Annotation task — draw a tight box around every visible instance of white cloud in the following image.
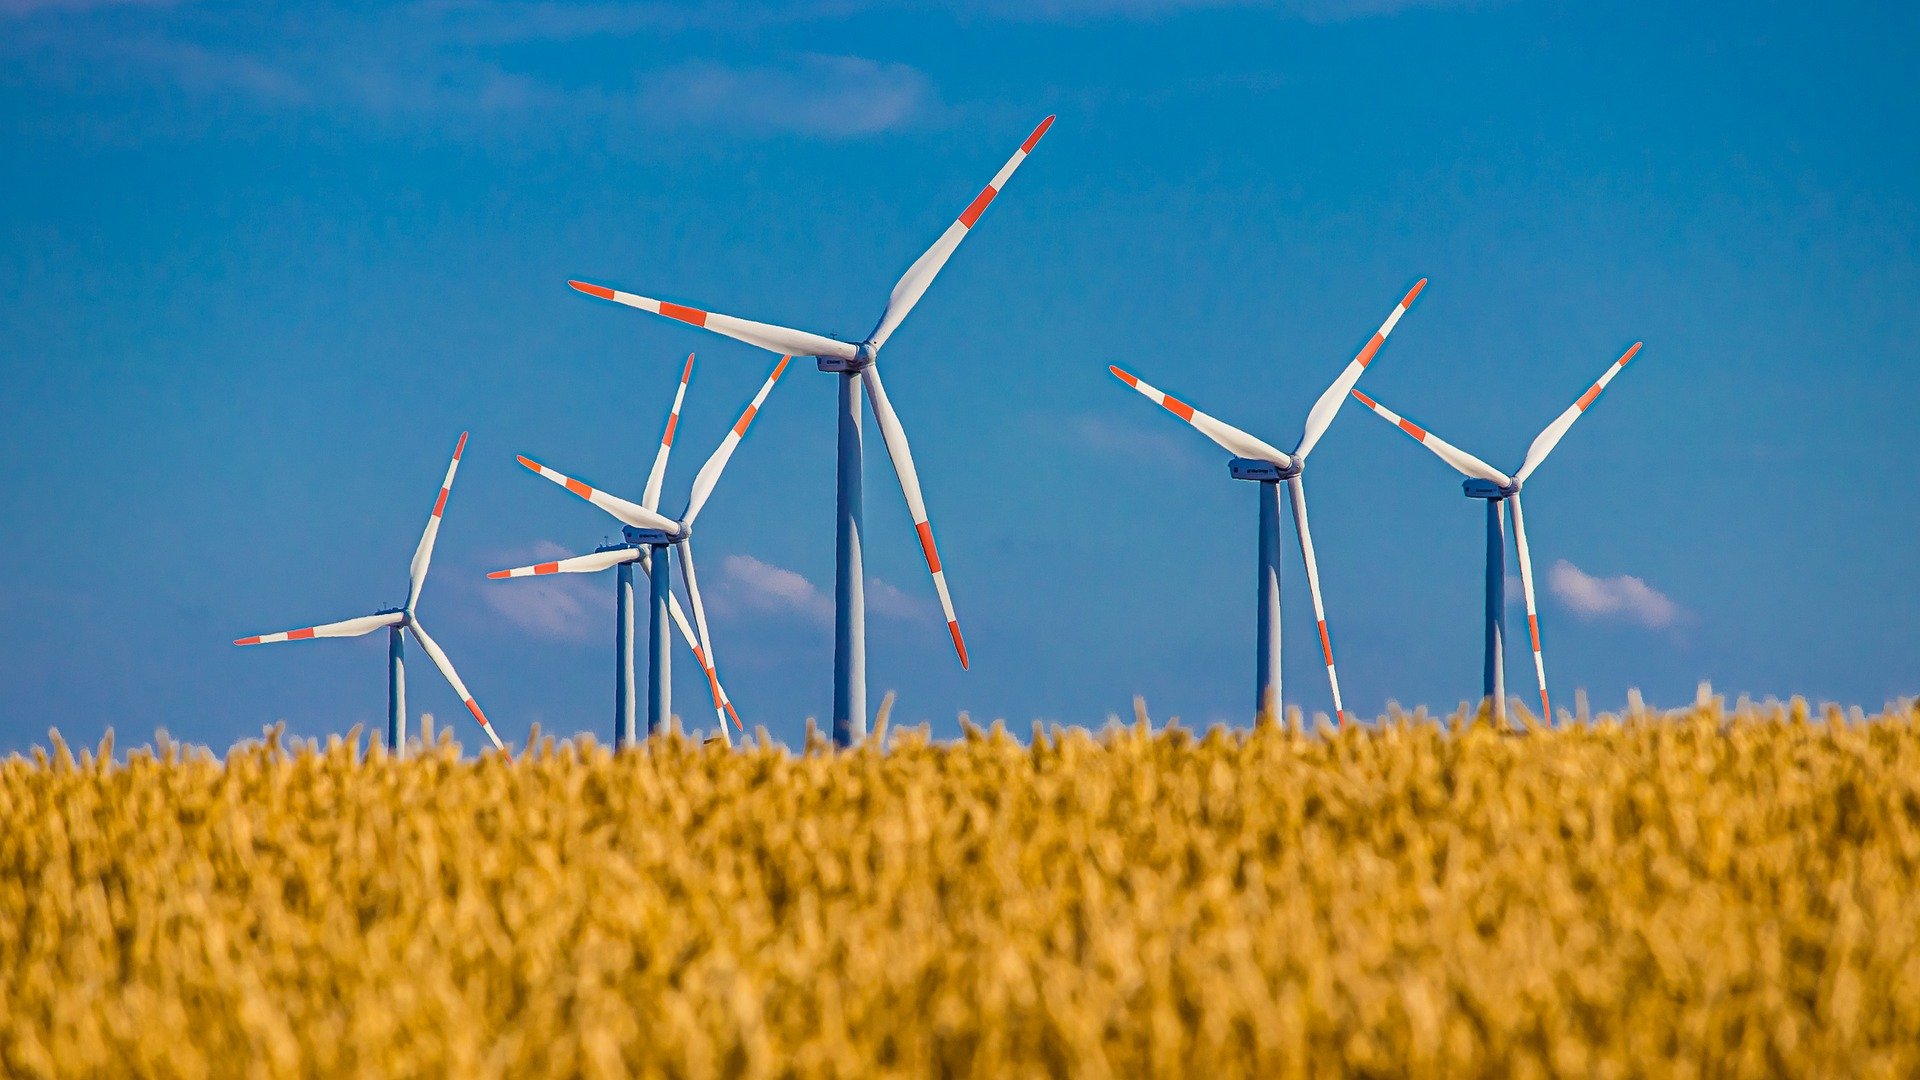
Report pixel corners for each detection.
[475,540,612,642]
[708,554,931,624]
[1548,558,1685,630]
[865,575,935,621]
[710,554,836,624]
[637,55,933,138]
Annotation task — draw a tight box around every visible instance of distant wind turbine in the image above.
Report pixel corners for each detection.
[507,354,793,747]
[566,115,1055,746]
[1350,341,1645,722]
[234,432,506,754]
[487,354,739,745]
[1110,279,1427,724]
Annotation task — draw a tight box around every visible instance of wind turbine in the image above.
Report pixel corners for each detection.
[487,353,741,746]
[234,432,507,755]
[1109,279,1427,724]
[566,115,1055,746]
[1348,341,1645,722]
[505,353,793,747]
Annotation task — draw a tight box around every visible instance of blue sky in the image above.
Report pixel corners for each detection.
[3,0,1916,751]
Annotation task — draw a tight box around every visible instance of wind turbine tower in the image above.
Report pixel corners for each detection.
[566,116,1055,745]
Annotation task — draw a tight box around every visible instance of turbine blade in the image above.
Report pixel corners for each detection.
[1286,476,1347,725]
[567,280,857,361]
[406,618,506,752]
[1294,279,1426,460]
[1509,492,1550,720]
[1514,342,1644,483]
[867,115,1055,351]
[487,547,639,579]
[234,610,403,646]
[683,355,791,525]
[516,455,680,535]
[643,354,695,512]
[1108,366,1292,467]
[673,539,735,742]
[1349,389,1513,486]
[638,547,740,725]
[861,364,968,668]
[406,431,467,612]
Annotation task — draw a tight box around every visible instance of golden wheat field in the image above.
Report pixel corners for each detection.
[5,699,1920,1078]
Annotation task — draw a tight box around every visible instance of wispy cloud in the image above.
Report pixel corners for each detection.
[709,554,931,624]
[476,541,611,643]
[1548,558,1686,630]
[638,56,933,138]
[4,2,937,137]
[710,554,836,624]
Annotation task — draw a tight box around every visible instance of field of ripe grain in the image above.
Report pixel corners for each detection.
[5,701,1920,1078]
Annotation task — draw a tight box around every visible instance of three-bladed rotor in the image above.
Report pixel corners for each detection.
[234,432,507,752]
[1349,341,1646,718]
[1107,279,1429,722]
[507,355,792,741]
[566,115,1056,670]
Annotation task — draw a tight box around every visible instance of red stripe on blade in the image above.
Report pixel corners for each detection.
[1529,614,1541,651]
[1402,278,1428,306]
[288,628,315,640]
[1398,418,1427,440]
[948,621,969,669]
[732,405,757,436]
[1022,115,1055,153]
[958,185,998,228]
[452,431,468,460]
[1354,332,1386,368]
[1108,366,1138,387]
[916,522,941,573]
[1575,384,1602,411]
[1318,620,1333,665]
[659,301,708,327]
[1163,395,1195,422]
[486,570,511,579]
[432,489,449,518]
[662,413,678,446]
[565,478,593,499]
[535,562,560,575]
[568,280,616,300]
[234,636,261,646]
[1351,389,1378,409]
[465,699,487,724]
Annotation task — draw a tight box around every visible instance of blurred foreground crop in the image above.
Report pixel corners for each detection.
[5,700,1920,1078]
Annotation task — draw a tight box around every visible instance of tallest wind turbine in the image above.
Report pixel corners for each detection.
[568,116,1054,745]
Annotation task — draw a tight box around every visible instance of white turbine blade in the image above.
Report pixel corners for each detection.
[643,354,695,512]
[1514,342,1644,483]
[406,618,506,752]
[486,547,639,579]
[1509,492,1550,720]
[683,355,791,526]
[1286,476,1347,725]
[516,455,681,535]
[673,539,734,743]
[861,364,969,668]
[1294,279,1427,460]
[867,116,1056,351]
[406,431,467,612]
[234,610,403,646]
[1108,366,1292,467]
[1348,389,1513,486]
[639,548,743,731]
[567,280,857,361]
